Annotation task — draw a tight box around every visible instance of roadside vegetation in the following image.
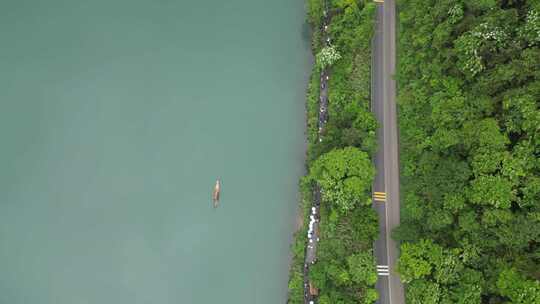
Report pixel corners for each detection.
[395,0,540,302]
[288,0,380,303]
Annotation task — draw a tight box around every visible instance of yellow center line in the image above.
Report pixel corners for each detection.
[373,191,387,202]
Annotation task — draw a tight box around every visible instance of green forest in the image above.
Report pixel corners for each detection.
[395,0,540,303]
[288,0,380,303]
[290,0,540,303]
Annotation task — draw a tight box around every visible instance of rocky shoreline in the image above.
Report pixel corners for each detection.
[302,3,332,303]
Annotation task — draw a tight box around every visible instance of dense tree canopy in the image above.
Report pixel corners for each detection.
[316,45,342,70]
[395,0,540,302]
[288,1,378,303]
[309,147,374,212]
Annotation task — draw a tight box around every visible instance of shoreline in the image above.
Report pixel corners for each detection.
[287,1,379,303]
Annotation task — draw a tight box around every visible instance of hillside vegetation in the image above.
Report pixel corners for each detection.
[395,0,540,302]
[288,0,380,303]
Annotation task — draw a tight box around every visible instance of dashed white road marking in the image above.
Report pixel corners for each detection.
[377,265,389,276]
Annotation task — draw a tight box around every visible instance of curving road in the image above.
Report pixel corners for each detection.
[371,1,405,304]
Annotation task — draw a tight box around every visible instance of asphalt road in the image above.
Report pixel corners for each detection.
[371,1,405,303]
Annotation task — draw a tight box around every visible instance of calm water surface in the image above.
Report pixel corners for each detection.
[0,0,310,303]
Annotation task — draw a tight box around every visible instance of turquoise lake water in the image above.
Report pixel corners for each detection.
[0,0,311,302]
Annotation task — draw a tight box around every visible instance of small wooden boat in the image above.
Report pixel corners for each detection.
[212,179,221,208]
